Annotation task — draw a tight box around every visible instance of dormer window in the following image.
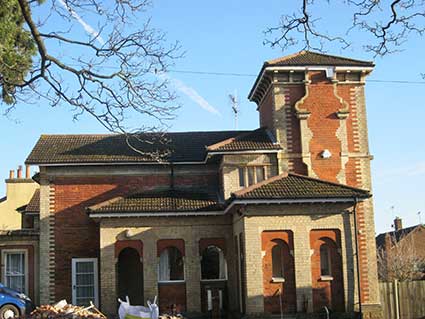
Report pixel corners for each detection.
[238,166,268,187]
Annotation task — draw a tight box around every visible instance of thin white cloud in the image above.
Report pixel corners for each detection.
[375,161,425,180]
[58,0,105,46]
[158,73,221,116]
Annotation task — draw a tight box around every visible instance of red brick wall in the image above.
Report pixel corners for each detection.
[259,90,274,129]
[310,229,344,312]
[158,283,186,313]
[261,231,296,314]
[52,170,217,302]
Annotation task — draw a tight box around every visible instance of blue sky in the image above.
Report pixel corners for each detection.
[1,0,424,234]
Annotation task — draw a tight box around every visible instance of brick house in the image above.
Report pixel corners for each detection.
[376,217,425,280]
[22,51,382,318]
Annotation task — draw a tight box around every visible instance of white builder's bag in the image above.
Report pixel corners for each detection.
[118,296,158,319]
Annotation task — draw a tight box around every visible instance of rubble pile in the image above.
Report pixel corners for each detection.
[27,300,106,319]
[158,315,184,319]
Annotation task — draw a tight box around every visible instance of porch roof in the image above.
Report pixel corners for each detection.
[87,190,223,215]
[231,173,371,200]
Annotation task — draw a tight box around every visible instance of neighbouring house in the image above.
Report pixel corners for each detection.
[14,51,382,318]
[0,167,40,304]
[376,217,425,281]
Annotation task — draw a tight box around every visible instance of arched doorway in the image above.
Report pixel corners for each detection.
[117,247,143,304]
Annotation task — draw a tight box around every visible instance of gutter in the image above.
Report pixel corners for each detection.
[89,210,226,218]
[223,197,366,214]
[27,150,280,167]
[353,197,363,318]
[88,197,367,218]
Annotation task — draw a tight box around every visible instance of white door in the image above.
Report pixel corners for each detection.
[72,258,99,307]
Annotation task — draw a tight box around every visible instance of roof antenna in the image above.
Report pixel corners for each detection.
[229,90,239,129]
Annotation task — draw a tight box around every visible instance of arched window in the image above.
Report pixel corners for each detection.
[158,247,184,282]
[201,246,227,280]
[271,241,284,279]
[320,244,331,276]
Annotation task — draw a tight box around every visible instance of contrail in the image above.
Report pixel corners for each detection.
[58,0,105,46]
[158,73,221,116]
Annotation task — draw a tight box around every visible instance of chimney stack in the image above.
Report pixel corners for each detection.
[9,170,15,179]
[25,165,30,179]
[394,217,403,231]
[17,165,23,178]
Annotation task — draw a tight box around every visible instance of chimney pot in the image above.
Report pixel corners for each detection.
[25,165,30,179]
[9,170,15,179]
[17,165,23,178]
[394,217,403,231]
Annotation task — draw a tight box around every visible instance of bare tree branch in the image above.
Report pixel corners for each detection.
[2,0,182,139]
[265,0,425,57]
[377,232,425,282]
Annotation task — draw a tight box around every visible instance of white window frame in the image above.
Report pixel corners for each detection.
[71,258,99,307]
[238,165,270,187]
[2,249,28,295]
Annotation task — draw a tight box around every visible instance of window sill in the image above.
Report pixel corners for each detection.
[320,275,333,281]
[201,278,227,282]
[271,277,285,283]
[158,280,185,284]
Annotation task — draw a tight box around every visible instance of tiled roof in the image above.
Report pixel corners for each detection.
[25,189,40,213]
[26,129,278,165]
[207,128,280,152]
[376,225,423,250]
[232,173,371,200]
[266,50,374,67]
[88,190,223,215]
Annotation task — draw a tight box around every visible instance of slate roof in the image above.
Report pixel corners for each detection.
[88,190,223,215]
[26,129,278,165]
[266,50,374,67]
[207,128,280,152]
[25,189,40,214]
[232,173,371,200]
[376,225,423,250]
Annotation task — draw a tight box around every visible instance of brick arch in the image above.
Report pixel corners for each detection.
[199,238,226,255]
[157,239,185,256]
[115,240,143,258]
[261,231,296,314]
[310,229,344,312]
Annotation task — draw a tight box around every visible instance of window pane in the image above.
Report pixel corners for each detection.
[201,246,226,280]
[272,244,284,278]
[256,167,265,183]
[5,252,25,293]
[320,245,331,276]
[76,262,94,273]
[247,167,255,186]
[201,246,220,279]
[238,168,245,187]
[159,247,184,281]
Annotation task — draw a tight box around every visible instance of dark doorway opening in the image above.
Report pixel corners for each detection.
[117,247,144,305]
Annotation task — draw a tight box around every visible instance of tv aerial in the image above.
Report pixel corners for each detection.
[228,91,239,129]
